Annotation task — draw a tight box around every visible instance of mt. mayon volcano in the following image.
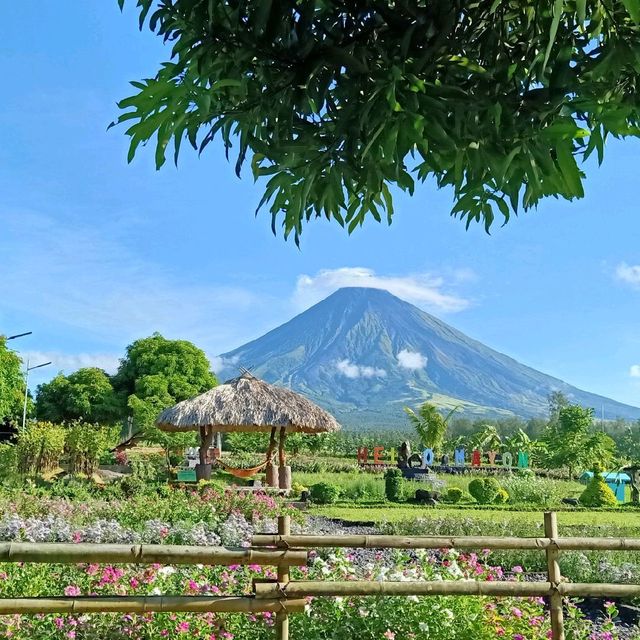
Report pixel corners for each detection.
[216,287,640,427]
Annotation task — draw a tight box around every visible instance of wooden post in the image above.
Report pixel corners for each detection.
[544,512,565,640]
[276,515,291,640]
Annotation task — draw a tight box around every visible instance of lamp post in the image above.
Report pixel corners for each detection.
[22,359,51,430]
[6,332,32,341]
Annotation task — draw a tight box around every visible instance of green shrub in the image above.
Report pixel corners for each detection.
[340,475,385,502]
[494,488,509,504]
[468,477,501,504]
[443,487,463,504]
[309,482,341,504]
[291,481,308,498]
[16,422,66,475]
[66,421,119,475]
[579,470,618,508]
[384,468,405,502]
[502,475,562,506]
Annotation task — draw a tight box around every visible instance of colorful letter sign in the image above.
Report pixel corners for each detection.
[471,449,482,467]
[357,447,369,464]
[422,448,434,467]
[454,447,465,466]
[373,446,385,465]
[517,451,529,469]
[502,451,513,468]
[487,451,497,465]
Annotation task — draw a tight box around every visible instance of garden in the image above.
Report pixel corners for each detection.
[2,336,640,638]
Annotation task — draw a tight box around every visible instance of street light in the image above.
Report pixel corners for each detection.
[6,332,32,341]
[22,358,52,430]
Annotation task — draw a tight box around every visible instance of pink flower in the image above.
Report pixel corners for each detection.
[496,627,505,636]
[86,564,99,576]
[384,631,396,640]
[511,565,524,574]
[67,632,76,639]
[511,607,523,618]
[130,578,140,589]
[513,635,525,640]
[54,618,65,629]
[64,586,81,597]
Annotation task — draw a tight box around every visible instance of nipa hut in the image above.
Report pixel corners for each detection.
[156,371,341,489]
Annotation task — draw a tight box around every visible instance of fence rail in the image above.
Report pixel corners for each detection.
[252,512,640,640]
[1,512,640,640]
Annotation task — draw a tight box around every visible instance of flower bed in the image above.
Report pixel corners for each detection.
[0,546,628,639]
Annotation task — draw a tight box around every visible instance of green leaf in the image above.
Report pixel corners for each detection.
[576,0,586,25]
[543,0,564,73]
[622,0,640,23]
[556,143,584,197]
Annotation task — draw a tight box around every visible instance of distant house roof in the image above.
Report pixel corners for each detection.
[580,471,630,484]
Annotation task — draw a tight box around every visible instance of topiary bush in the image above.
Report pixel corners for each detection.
[443,487,463,504]
[468,477,502,504]
[309,482,341,504]
[579,469,619,508]
[384,468,405,502]
[494,488,509,504]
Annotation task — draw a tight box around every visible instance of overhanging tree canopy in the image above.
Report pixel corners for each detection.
[115,0,640,241]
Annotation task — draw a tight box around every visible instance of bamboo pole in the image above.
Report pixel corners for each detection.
[545,512,565,640]
[255,580,555,598]
[0,543,307,567]
[0,596,308,615]
[252,534,640,552]
[275,515,291,640]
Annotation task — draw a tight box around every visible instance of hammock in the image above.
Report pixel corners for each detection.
[213,427,279,479]
[215,457,270,478]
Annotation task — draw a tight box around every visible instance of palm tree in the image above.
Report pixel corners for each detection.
[404,403,458,455]
[470,424,502,451]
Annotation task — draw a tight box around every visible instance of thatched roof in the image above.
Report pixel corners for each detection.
[156,372,341,434]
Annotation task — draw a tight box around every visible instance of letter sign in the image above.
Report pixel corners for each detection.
[454,447,465,466]
[389,448,397,464]
[422,448,434,467]
[471,449,482,467]
[373,446,384,465]
[517,451,529,469]
[357,447,369,464]
[502,451,513,468]
[487,451,497,465]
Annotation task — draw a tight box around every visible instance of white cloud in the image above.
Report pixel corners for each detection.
[23,351,120,375]
[293,267,471,313]
[616,263,640,287]
[336,359,386,379]
[630,365,640,378]
[210,354,239,374]
[397,349,428,370]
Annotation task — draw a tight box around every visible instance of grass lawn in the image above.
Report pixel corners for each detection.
[312,503,640,529]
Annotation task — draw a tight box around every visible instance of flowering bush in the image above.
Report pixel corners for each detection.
[0,544,627,640]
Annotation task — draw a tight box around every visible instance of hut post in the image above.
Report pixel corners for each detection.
[266,427,278,488]
[197,427,215,481]
[275,515,291,640]
[278,428,291,491]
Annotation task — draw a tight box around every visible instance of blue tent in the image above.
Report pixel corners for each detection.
[579,471,630,502]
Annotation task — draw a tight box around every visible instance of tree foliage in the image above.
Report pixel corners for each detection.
[35,368,120,425]
[115,0,640,241]
[0,339,24,424]
[543,405,615,478]
[112,333,217,445]
[404,402,456,453]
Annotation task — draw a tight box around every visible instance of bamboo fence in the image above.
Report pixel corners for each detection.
[3,511,640,640]
[252,511,640,640]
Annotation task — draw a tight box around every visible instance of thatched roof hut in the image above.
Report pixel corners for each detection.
[156,372,340,485]
[156,371,340,434]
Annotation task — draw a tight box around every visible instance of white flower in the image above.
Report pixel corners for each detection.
[407,595,419,602]
[158,566,176,577]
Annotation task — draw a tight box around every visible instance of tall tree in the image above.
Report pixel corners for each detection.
[35,368,120,425]
[548,390,570,424]
[543,405,615,478]
[0,338,25,424]
[112,333,217,441]
[404,403,456,454]
[115,0,640,242]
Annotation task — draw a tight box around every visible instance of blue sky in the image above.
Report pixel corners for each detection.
[2,3,640,410]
